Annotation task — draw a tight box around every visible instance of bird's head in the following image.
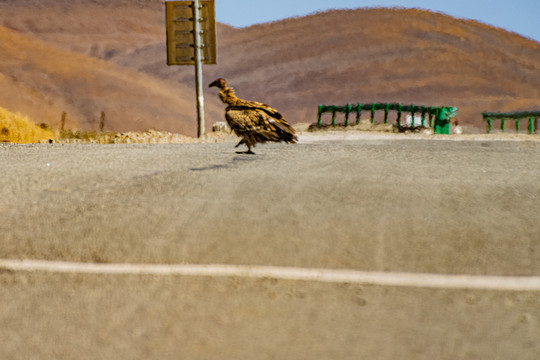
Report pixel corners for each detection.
[209,78,227,89]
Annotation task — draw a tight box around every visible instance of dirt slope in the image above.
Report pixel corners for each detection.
[115,8,540,128]
[0,0,164,59]
[0,25,222,134]
[1,2,539,131]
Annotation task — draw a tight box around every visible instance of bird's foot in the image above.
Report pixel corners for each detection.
[235,150,255,155]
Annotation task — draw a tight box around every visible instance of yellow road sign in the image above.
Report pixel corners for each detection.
[165,0,216,65]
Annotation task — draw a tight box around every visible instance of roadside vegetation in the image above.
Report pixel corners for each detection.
[0,107,238,144]
[0,107,55,143]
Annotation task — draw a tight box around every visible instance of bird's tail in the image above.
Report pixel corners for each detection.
[274,120,297,143]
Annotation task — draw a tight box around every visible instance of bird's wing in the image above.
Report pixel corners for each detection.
[233,99,284,120]
[226,107,280,133]
[225,107,297,144]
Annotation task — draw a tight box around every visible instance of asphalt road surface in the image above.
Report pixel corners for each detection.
[1,137,539,359]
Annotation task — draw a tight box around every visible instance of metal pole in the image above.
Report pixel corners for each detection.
[192,0,205,138]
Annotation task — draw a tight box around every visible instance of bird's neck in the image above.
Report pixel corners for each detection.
[219,86,242,106]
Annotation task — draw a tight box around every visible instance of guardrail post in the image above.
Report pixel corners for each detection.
[331,106,336,126]
[317,105,323,125]
[410,105,416,127]
[356,104,362,124]
[500,118,505,132]
[396,104,402,127]
[345,104,352,126]
[370,104,376,124]
[433,108,440,132]
[529,117,534,134]
[433,108,439,130]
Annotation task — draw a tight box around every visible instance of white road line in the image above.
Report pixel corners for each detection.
[1,259,539,291]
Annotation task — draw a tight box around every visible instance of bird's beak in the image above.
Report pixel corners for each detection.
[208,80,218,88]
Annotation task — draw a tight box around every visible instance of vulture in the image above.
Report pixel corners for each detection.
[209,78,297,154]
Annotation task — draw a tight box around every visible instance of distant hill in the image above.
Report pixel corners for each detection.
[114,8,540,129]
[0,25,223,134]
[0,0,225,135]
[0,0,164,59]
[1,1,539,132]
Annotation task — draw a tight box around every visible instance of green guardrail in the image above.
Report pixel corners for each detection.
[317,103,458,134]
[482,111,539,134]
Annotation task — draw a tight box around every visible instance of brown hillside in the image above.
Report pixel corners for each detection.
[0,25,222,134]
[0,0,164,59]
[114,8,540,129]
[1,2,539,131]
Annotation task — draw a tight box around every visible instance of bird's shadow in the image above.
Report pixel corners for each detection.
[190,155,258,172]
[190,164,229,172]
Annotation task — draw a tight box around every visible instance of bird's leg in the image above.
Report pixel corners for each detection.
[234,139,244,148]
[236,144,255,155]
[244,144,255,154]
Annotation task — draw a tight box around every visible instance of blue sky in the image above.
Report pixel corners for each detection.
[215,0,540,43]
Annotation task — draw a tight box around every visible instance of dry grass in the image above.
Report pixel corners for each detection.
[0,108,235,144]
[0,107,54,143]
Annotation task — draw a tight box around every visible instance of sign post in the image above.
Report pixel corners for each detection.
[192,0,205,138]
[165,0,216,138]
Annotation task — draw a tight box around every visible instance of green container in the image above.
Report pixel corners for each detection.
[435,107,458,134]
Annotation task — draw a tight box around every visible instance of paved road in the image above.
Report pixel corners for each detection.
[1,139,539,274]
[1,138,539,359]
